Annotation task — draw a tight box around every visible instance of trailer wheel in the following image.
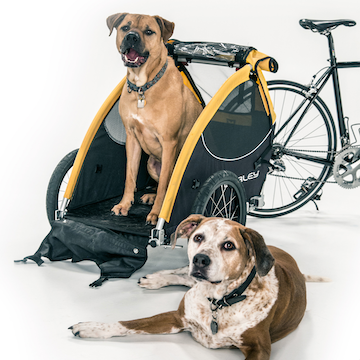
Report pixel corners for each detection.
[191,170,247,225]
[46,149,78,222]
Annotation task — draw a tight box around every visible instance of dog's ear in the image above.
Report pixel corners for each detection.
[240,228,275,277]
[171,214,205,248]
[106,13,128,36]
[154,16,175,43]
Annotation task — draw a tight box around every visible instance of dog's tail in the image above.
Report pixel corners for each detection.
[303,274,331,282]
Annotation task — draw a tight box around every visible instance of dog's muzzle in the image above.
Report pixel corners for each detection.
[120,31,149,68]
[191,254,211,281]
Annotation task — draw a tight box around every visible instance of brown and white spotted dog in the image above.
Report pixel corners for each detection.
[70,215,323,359]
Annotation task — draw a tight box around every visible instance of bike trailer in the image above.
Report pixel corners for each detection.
[16,41,277,286]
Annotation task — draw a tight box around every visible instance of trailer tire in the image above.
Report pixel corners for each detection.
[191,170,247,225]
[46,149,78,222]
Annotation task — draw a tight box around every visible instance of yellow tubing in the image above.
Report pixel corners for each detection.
[63,54,275,223]
[158,65,252,223]
[63,77,126,200]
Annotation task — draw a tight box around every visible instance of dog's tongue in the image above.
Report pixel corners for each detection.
[122,48,147,67]
[127,48,140,61]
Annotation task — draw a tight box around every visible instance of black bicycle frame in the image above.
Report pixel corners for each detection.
[274,31,360,166]
[327,32,360,146]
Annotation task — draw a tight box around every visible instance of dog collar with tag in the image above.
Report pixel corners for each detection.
[208,266,257,335]
[127,60,168,108]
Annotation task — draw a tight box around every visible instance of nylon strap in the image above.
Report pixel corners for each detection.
[208,266,256,309]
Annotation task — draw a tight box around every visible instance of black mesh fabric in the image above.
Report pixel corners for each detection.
[202,80,271,160]
[165,79,273,234]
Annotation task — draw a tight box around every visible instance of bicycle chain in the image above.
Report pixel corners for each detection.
[269,147,338,184]
[270,146,360,184]
[269,172,336,184]
[277,148,339,154]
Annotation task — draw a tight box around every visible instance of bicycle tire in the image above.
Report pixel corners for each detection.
[46,149,78,222]
[249,80,337,218]
[191,170,247,225]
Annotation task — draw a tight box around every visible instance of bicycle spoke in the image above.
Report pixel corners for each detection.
[249,82,335,217]
[280,176,293,203]
[289,122,327,149]
[221,185,229,218]
[209,193,225,217]
[230,204,239,220]
[217,194,237,218]
[276,176,292,207]
[271,176,278,208]
[206,185,240,219]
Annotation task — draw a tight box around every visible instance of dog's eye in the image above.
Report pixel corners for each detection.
[222,241,235,251]
[193,234,204,243]
[145,29,155,36]
[121,25,130,32]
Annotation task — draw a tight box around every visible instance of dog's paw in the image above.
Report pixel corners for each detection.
[69,322,126,339]
[111,201,132,216]
[140,193,156,205]
[146,211,158,225]
[138,273,171,289]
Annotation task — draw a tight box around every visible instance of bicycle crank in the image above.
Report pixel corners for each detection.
[333,147,360,189]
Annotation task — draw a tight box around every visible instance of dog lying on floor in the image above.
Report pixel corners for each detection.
[70,215,326,359]
[107,13,203,225]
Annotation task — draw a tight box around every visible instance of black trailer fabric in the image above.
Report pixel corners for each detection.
[65,191,154,237]
[164,78,273,234]
[17,219,148,287]
[16,69,273,283]
[68,99,152,211]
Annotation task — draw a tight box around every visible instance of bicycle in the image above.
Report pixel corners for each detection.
[249,19,360,218]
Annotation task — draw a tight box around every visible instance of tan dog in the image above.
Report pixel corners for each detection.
[107,13,203,225]
[70,215,324,359]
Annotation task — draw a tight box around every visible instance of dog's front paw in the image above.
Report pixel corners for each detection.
[69,322,126,339]
[146,211,158,225]
[138,273,171,289]
[111,201,132,216]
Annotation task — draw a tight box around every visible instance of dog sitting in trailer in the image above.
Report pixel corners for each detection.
[107,13,203,225]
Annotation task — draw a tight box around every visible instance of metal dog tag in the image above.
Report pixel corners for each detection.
[137,91,146,108]
[138,98,146,108]
[210,320,218,335]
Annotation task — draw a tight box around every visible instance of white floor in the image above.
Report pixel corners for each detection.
[2,181,359,360]
[2,1,360,359]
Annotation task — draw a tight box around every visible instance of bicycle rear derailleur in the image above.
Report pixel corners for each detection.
[333,146,360,189]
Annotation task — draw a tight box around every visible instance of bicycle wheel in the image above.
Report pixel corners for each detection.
[249,80,336,218]
[46,149,78,222]
[191,170,247,225]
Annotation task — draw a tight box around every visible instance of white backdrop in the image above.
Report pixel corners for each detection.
[1,1,360,359]
[1,0,360,246]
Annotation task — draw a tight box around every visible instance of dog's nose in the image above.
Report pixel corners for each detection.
[125,31,140,45]
[193,254,211,268]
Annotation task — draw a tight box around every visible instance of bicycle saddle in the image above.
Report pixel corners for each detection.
[299,19,356,33]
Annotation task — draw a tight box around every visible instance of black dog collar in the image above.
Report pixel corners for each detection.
[127,60,168,94]
[208,266,257,334]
